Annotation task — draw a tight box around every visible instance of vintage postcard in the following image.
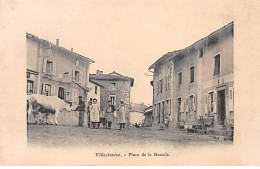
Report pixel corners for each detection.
[1,0,260,166]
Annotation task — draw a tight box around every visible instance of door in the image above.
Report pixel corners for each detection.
[162,101,165,123]
[177,98,181,122]
[58,87,65,100]
[217,90,226,125]
[158,103,161,123]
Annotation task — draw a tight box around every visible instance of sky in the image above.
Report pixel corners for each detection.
[1,0,234,106]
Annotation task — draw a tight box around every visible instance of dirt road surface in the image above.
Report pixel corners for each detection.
[27,124,231,147]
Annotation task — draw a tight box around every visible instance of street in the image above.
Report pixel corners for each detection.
[27,124,231,147]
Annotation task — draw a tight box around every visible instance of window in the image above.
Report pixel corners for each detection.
[58,87,65,100]
[160,79,163,93]
[46,61,53,74]
[156,80,163,94]
[178,72,182,88]
[64,72,69,78]
[75,59,79,66]
[74,71,80,83]
[95,86,97,94]
[43,59,56,75]
[109,95,116,105]
[44,84,51,96]
[213,54,220,75]
[189,95,194,111]
[27,73,30,78]
[199,48,203,58]
[190,66,194,83]
[109,83,116,92]
[27,80,34,94]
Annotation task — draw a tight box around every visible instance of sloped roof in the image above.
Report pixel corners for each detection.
[90,71,134,87]
[148,50,182,70]
[89,79,104,87]
[26,33,95,63]
[148,21,234,70]
[130,103,148,113]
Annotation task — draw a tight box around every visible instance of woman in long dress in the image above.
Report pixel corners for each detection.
[117,99,126,130]
[90,98,100,129]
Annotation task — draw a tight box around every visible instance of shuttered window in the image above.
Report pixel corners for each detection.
[178,72,182,88]
[190,66,194,83]
[213,54,220,75]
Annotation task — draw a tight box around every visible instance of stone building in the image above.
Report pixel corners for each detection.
[26,33,94,107]
[149,22,234,135]
[89,70,134,127]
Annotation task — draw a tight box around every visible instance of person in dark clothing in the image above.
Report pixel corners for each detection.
[105,100,116,129]
[87,101,92,128]
[76,96,85,127]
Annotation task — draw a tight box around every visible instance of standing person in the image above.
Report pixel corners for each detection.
[117,99,126,130]
[90,98,100,129]
[105,100,115,129]
[87,101,92,128]
[76,96,85,127]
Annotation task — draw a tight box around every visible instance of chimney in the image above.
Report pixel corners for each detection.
[96,70,103,75]
[56,39,59,46]
[71,48,73,52]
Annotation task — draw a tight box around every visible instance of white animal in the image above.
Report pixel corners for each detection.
[27,94,72,125]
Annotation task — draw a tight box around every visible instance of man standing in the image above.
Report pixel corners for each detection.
[117,99,126,130]
[87,101,92,128]
[76,96,85,127]
[105,100,115,129]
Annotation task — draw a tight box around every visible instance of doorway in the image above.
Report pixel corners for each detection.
[177,98,181,122]
[217,90,226,125]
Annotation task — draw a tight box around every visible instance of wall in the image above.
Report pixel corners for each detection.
[87,81,101,107]
[27,37,38,71]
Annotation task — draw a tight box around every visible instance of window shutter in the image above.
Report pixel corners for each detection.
[42,83,45,95]
[43,59,47,73]
[180,102,184,113]
[205,94,208,114]
[213,91,217,113]
[185,97,189,112]
[79,72,83,84]
[193,95,197,111]
[51,85,55,96]
[229,87,234,111]
[52,62,56,75]
[72,70,75,82]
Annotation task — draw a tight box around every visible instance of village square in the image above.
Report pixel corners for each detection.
[26,22,234,146]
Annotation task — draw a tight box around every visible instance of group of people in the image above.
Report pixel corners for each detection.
[76,96,127,130]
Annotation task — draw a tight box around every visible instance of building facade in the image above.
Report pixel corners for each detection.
[149,22,234,131]
[26,33,94,107]
[87,80,103,108]
[89,70,134,127]
[143,106,153,127]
